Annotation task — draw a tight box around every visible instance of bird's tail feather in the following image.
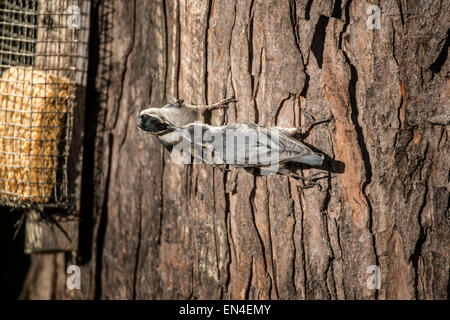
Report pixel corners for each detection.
[293,152,324,166]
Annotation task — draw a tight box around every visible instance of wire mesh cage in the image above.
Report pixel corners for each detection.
[0,0,88,209]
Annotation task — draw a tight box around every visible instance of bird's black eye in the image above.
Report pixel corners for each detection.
[166,99,183,108]
[137,114,170,133]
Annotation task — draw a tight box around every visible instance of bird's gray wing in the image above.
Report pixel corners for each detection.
[179,122,323,167]
[244,124,318,166]
[213,123,284,167]
[177,123,225,163]
[179,123,261,166]
[266,127,312,160]
[267,127,324,166]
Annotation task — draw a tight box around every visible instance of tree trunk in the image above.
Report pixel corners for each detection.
[22,0,449,300]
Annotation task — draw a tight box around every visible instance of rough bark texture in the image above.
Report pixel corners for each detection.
[22,0,449,300]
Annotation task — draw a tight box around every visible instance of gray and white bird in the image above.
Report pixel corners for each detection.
[137,98,330,185]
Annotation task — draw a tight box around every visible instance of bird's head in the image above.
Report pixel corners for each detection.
[137,109,174,135]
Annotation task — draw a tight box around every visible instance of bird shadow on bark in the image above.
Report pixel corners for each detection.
[299,141,345,174]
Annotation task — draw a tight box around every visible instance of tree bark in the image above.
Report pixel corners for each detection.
[23,0,449,300]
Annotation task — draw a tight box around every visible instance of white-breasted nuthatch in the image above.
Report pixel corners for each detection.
[137,98,331,186]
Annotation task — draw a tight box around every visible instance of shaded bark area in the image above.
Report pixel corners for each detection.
[23,0,448,299]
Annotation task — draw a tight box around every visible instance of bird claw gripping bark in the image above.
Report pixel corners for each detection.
[296,111,334,135]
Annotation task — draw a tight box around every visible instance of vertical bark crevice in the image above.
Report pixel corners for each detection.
[211,171,221,288]
[396,0,405,27]
[391,23,400,67]
[304,0,313,20]
[288,0,302,58]
[287,181,298,296]
[409,143,430,299]
[266,183,279,299]
[249,0,260,123]
[162,0,169,101]
[339,0,379,298]
[331,0,342,19]
[298,190,308,299]
[78,0,101,266]
[249,176,269,284]
[203,0,212,104]
[132,174,143,299]
[157,150,165,244]
[223,172,232,296]
[244,257,254,299]
[111,0,136,130]
[94,133,113,299]
[311,15,329,69]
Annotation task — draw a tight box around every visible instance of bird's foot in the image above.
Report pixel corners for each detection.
[194,97,236,113]
[296,111,334,135]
